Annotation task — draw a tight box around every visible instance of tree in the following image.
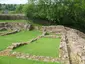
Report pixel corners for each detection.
[25,0,85,30]
[16,4,24,13]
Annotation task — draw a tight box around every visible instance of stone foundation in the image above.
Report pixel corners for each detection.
[10,52,59,62]
[0,22,33,31]
[0,24,85,64]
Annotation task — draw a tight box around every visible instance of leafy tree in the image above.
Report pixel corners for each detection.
[25,0,85,30]
[16,4,24,13]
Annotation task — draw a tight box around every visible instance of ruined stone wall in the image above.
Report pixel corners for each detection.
[0,14,26,20]
[59,28,85,64]
[66,29,85,64]
[0,22,33,31]
[41,26,66,34]
[59,33,70,64]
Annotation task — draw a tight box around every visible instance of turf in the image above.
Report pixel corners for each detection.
[0,56,61,64]
[0,30,41,51]
[14,38,61,57]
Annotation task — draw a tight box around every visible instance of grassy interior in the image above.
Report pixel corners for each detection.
[0,30,41,51]
[14,38,61,57]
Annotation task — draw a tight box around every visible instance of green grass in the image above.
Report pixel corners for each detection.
[0,30,8,33]
[0,30,41,51]
[14,38,61,57]
[0,56,61,64]
[0,20,27,22]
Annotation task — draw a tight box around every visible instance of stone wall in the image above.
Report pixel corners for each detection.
[0,30,19,36]
[10,52,59,62]
[59,28,85,64]
[59,33,70,64]
[0,14,26,20]
[41,26,66,34]
[0,22,33,31]
[66,29,85,64]
[0,22,33,36]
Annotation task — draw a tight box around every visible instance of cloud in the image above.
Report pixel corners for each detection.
[0,0,28,4]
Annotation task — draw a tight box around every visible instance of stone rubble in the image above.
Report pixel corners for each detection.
[43,35,61,38]
[0,22,33,36]
[10,52,59,62]
[59,28,85,64]
[0,30,19,36]
[66,29,85,64]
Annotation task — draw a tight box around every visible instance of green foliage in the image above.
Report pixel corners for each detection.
[23,4,35,18]
[16,4,24,13]
[25,0,85,30]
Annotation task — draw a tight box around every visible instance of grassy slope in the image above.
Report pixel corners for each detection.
[0,56,60,64]
[0,30,41,51]
[14,38,61,57]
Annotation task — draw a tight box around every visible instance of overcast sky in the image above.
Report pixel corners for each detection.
[0,0,28,4]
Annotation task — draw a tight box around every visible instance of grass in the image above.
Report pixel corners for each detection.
[14,38,61,57]
[0,30,8,33]
[0,30,41,51]
[0,56,61,64]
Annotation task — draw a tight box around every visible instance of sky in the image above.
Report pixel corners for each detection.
[0,0,28,4]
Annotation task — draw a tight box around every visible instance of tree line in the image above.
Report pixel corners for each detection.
[0,4,24,14]
[24,0,85,31]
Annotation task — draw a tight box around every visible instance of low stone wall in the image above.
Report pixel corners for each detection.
[0,22,34,36]
[0,49,11,56]
[0,22,33,31]
[0,30,19,36]
[0,14,27,20]
[10,52,59,62]
[59,33,70,64]
[43,35,61,38]
[41,26,66,34]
